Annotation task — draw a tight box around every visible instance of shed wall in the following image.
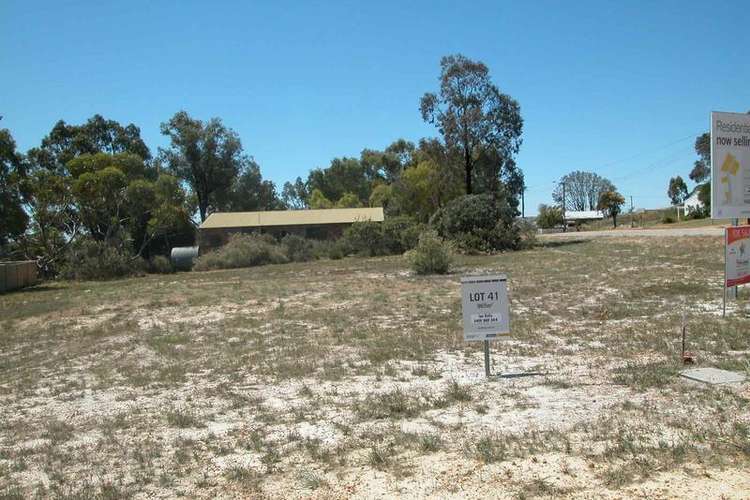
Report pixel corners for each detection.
[0,261,38,293]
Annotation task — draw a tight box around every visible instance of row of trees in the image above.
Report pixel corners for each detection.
[281,55,525,221]
[666,132,711,211]
[1,116,198,274]
[538,171,625,228]
[1,54,528,276]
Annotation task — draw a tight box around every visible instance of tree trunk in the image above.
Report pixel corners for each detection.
[199,197,208,222]
[613,213,617,228]
[464,146,472,195]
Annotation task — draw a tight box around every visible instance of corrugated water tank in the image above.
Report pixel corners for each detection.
[170,246,199,270]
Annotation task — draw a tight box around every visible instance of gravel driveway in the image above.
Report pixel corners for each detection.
[540,226,724,240]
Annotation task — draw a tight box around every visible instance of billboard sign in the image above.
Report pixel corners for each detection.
[726,226,750,288]
[711,111,750,218]
[461,275,510,342]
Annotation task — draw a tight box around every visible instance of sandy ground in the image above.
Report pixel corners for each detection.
[1,236,749,498]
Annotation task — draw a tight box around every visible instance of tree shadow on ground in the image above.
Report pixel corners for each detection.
[536,239,587,249]
[1,283,66,296]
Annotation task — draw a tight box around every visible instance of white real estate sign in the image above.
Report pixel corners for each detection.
[711,111,750,219]
[461,275,510,342]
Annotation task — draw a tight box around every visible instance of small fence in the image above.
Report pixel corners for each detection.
[0,261,39,293]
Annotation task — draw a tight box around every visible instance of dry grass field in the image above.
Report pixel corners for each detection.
[1,236,749,499]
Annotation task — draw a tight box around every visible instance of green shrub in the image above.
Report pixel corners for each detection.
[311,239,348,260]
[148,255,173,274]
[536,204,563,229]
[687,207,709,219]
[515,218,538,249]
[381,216,423,254]
[430,194,519,253]
[406,230,454,275]
[327,240,347,260]
[193,233,288,271]
[662,215,676,224]
[63,237,142,280]
[310,240,333,260]
[342,218,423,257]
[281,234,313,262]
[342,220,385,256]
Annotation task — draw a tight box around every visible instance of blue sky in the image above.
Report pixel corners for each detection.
[2,0,749,214]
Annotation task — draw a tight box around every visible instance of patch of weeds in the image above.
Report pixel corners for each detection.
[600,461,644,489]
[613,361,679,390]
[158,473,176,488]
[354,388,426,420]
[155,363,188,386]
[165,407,205,428]
[0,484,25,500]
[302,437,330,462]
[418,433,442,452]
[411,365,442,380]
[474,403,489,415]
[470,434,507,464]
[225,466,262,490]
[214,387,263,410]
[298,469,327,490]
[297,383,314,398]
[174,437,196,465]
[261,444,282,473]
[368,443,393,470]
[43,419,75,443]
[147,332,190,356]
[196,471,215,489]
[286,429,302,442]
[732,421,750,456]
[603,427,640,457]
[560,457,573,476]
[444,380,472,404]
[621,400,639,411]
[543,376,572,389]
[516,477,572,499]
[242,430,265,452]
[98,480,130,499]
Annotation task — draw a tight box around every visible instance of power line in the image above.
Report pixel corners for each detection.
[608,145,694,182]
[596,133,695,171]
[522,132,700,193]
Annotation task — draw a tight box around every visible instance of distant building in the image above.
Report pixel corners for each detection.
[564,210,604,226]
[198,207,384,252]
[683,188,704,215]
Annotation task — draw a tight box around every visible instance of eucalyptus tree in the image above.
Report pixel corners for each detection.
[420,54,523,195]
[159,111,244,221]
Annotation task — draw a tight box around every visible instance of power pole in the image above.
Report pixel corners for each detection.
[521,186,525,219]
[561,182,566,232]
[630,196,634,227]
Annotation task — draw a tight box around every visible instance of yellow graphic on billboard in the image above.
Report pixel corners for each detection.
[720,153,741,204]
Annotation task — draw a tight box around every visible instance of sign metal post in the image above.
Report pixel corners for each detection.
[483,340,491,377]
[724,226,727,317]
[733,218,739,300]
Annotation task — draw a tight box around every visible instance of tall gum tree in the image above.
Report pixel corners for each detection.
[159,111,244,222]
[420,54,523,195]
